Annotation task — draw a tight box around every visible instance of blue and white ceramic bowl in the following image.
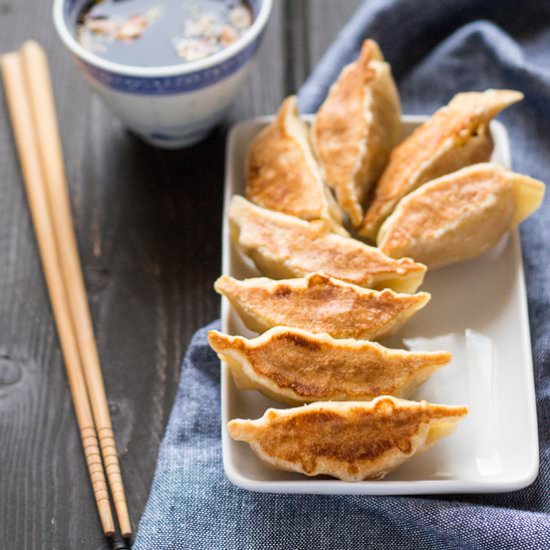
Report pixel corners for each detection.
[53,0,272,148]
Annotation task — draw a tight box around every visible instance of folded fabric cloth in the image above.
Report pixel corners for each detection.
[135,1,550,548]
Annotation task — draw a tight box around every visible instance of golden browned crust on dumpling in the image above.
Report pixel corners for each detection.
[215,273,430,339]
[209,327,450,404]
[229,196,426,293]
[360,89,524,240]
[228,397,468,481]
[247,96,344,232]
[313,40,401,226]
[378,163,545,269]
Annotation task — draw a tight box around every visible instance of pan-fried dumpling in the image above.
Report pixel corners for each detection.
[209,327,451,404]
[378,163,545,269]
[228,397,468,480]
[313,39,401,226]
[229,196,426,293]
[215,273,430,339]
[360,89,524,240]
[247,96,345,233]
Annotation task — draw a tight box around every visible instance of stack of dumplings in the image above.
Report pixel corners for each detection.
[210,38,545,483]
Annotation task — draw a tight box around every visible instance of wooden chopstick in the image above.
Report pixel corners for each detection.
[1,51,115,537]
[18,41,132,539]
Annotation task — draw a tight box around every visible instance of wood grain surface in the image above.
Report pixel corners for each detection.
[0,1,361,548]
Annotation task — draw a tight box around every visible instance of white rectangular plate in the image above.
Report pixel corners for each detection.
[220,115,539,495]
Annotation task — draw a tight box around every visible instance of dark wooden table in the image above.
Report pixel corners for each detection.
[0,1,361,548]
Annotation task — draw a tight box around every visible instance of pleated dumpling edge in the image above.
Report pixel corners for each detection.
[227,397,468,481]
[214,273,430,340]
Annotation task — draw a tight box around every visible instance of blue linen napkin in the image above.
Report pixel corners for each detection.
[135,1,550,548]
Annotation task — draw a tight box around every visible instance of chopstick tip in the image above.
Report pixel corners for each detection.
[1,51,20,69]
[21,40,47,64]
[98,500,115,538]
[21,39,41,51]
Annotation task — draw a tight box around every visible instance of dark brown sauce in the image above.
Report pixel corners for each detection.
[75,0,253,67]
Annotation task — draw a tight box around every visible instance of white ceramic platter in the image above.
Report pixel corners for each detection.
[220,115,539,495]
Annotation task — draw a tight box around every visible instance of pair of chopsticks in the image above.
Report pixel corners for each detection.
[1,42,131,540]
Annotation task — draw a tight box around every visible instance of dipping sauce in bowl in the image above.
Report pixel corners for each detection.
[54,0,271,148]
[75,0,253,66]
